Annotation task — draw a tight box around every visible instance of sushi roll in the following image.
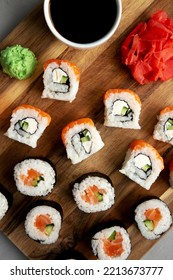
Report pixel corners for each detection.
[91,226,131,260]
[42,59,80,102]
[61,118,104,164]
[25,204,62,244]
[72,172,115,213]
[5,104,51,148]
[153,106,173,145]
[14,159,56,196]
[119,140,164,190]
[103,89,141,129]
[0,191,9,220]
[134,198,172,239]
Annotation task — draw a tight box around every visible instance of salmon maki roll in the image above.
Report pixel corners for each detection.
[5,104,51,148]
[91,226,131,260]
[14,159,56,196]
[153,106,173,145]
[135,198,172,239]
[104,89,141,129]
[72,172,115,213]
[42,59,80,102]
[120,140,164,190]
[61,118,104,164]
[25,204,62,244]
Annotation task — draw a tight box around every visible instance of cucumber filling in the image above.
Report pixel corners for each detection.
[108,230,116,241]
[134,154,152,180]
[14,117,38,137]
[112,99,133,122]
[165,118,173,141]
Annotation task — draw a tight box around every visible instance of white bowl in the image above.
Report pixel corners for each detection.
[43,0,122,49]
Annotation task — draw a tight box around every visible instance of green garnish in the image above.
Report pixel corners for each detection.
[108,230,116,241]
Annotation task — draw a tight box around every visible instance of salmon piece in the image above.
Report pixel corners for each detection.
[103,88,141,105]
[61,118,94,145]
[144,208,162,227]
[103,232,124,257]
[43,59,80,81]
[35,214,51,232]
[81,185,106,205]
[20,168,43,187]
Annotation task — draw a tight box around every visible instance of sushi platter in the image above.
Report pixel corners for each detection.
[1,0,173,260]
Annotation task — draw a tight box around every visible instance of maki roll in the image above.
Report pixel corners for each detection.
[153,106,173,145]
[134,198,172,239]
[14,159,56,196]
[5,104,51,148]
[72,172,115,213]
[25,204,62,244]
[103,89,141,129]
[42,59,80,102]
[0,191,9,220]
[61,118,104,164]
[120,140,164,190]
[91,226,131,260]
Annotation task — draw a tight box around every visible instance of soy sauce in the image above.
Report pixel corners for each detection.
[50,0,117,44]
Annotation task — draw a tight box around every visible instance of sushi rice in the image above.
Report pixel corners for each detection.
[104,89,141,129]
[135,198,172,240]
[42,59,80,102]
[62,118,104,164]
[91,226,131,260]
[25,205,62,244]
[72,173,115,213]
[153,106,173,145]
[0,192,9,220]
[5,104,51,148]
[120,140,164,190]
[14,159,56,196]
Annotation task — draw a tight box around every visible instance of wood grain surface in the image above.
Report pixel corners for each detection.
[0,0,173,260]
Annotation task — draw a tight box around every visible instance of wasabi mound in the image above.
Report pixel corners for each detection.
[0,44,38,80]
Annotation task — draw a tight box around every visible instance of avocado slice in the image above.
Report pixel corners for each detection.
[95,192,103,202]
[168,119,173,125]
[81,135,91,143]
[144,219,154,231]
[60,75,68,83]
[121,106,128,116]
[142,164,151,172]
[167,125,173,130]
[108,230,116,241]
[32,176,44,187]
[44,223,54,236]
[19,121,29,131]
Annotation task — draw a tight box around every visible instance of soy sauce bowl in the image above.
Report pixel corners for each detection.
[44,0,122,49]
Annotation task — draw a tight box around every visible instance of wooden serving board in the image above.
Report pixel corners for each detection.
[1,0,173,260]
